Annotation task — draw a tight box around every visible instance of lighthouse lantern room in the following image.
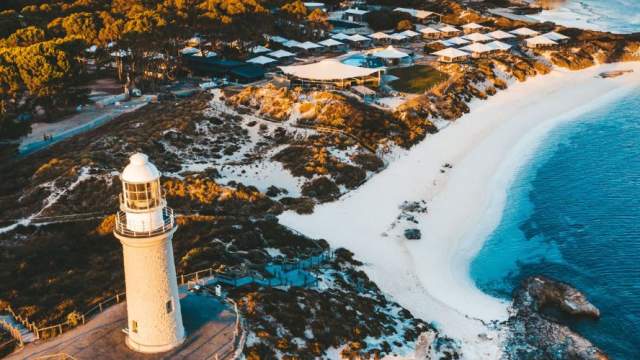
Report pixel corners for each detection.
[114,153,186,353]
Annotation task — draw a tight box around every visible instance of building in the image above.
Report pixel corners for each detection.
[342,8,369,23]
[432,47,470,63]
[318,38,348,51]
[486,40,512,53]
[371,45,412,66]
[542,31,570,44]
[486,30,516,41]
[346,33,372,48]
[438,25,463,38]
[463,32,493,43]
[303,2,326,12]
[461,22,486,34]
[524,35,558,49]
[459,42,493,58]
[113,153,185,353]
[279,59,382,89]
[247,55,278,66]
[393,7,442,24]
[268,49,296,63]
[419,27,441,40]
[510,27,540,38]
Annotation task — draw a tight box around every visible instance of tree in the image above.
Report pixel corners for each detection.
[61,12,100,44]
[281,0,307,21]
[396,19,413,31]
[3,26,46,47]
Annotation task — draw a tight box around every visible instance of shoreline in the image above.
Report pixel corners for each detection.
[279,62,640,357]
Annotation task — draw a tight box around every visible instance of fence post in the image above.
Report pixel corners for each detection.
[209,268,213,277]
[116,293,120,303]
[58,324,63,335]
[99,303,103,313]
[82,315,86,325]
[181,274,185,285]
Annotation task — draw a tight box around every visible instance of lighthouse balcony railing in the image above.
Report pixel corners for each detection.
[114,207,175,238]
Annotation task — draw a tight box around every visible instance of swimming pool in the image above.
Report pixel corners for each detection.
[341,54,385,68]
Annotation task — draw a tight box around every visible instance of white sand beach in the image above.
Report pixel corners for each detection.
[280,62,640,358]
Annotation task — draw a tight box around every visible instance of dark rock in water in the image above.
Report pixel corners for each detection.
[404,228,421,240]
[505,276,608,360]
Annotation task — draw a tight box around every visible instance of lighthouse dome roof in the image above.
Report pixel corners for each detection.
[121,153,160,183]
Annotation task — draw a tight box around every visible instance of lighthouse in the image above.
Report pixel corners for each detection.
[113,153,185,353]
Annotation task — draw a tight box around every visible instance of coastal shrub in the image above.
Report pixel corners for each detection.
[301,177,340,202]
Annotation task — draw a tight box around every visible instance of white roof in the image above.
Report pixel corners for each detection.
[280,59,379,81]
[180,47,200,55]
[347,34,370,42]
[85,45,98,53]
[318,38,344,47]
[270,36,289,43]
[372,45,410,59]
[460,42,493,53]
[432,47,469,58]
[525,35,558,46]
[192,50,217,58]
[283,40,302,48]
[344,8,369,15]
[510,27,540,37]
[268,49,296,58]
[447,36,470,46]
[487,30,516,40]
[332,33,352,40]
[462,23,485,30]
[389,33,408,41]
[247,55,277,65]
[251,45,271,53]
[393,7,436,19]
[486,40,512,51]
[439,25,460,33]
[304,2,324,7]
[542,31,569,41]
[121,153,160,183]
[352,85,376,95]
[296,41,323,50]
[369,32,391,39]
[463,32,493,42]
[399,30,420,37]
[419,27,441,34]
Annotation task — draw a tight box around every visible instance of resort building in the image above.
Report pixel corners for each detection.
[369,32,392,44]
[419,27,441,40]
[461,22,486,34]
[283,39,303,49]
[268,49,296,62]
[486,30,516,41]
[524,35,559,48]
[113,153,185,353]
[303,2,326,12]
[250,45,271,54]
[342,8,369,23]
[295,41,324,53]
[279,59,382,89]
[510,27,541,38]
[446,36,471,46]
[247,55,278,66]
[318,38,347,51]
[346,33,372,48]
[486,40,512,53]
[459,42,493,58]
[389,33,409,44]
[269,35,289,44]
[432,47,469,63]
[542,31,570,44]
[332,32,353,41]
[393,7,442,24]
[438,25,463,38]
[463,32,493,43]
[398,29,421,39]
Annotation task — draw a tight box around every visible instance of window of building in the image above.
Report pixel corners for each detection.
[132,320,138,333]
[166,299,173,314]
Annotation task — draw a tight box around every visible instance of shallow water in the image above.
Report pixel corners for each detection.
[470,90,640,358]
[531,0,640,34]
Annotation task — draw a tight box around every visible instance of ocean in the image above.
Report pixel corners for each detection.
[470,90,640,359]
[530,0,640,34]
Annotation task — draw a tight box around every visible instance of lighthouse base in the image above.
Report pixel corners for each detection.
[125,334,185,354]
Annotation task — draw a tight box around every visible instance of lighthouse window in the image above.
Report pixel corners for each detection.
[166,299,173,314]
[131,320,138,333]
[123,180,161,210]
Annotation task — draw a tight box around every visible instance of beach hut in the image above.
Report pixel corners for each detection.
[463,32,493,43]
[279,58,382,89]
[431,47,469,63]
[459,42,493,58]
[295,41,324,53]
[438,25,462,38]
[268,49,296,63]
[332,32,352,41]
[269,36,289,44]
[393,8,441,24]
[247,55,278,66]
[346,34,372,48]
[524,35,558,49]
[251,45,271,54]
[419,27,441,40]
[542,31,570,44]
[318,38,347,52]
[388,33,409,44]
[486,40,512,53]
[369,32,392,44]
[510,27,540,38]
[447,36,470,46]
[461,23,486,34]
[342,8,369,23]
[486,30,516,41]
[283,40,303,49]
[371,45,412,65]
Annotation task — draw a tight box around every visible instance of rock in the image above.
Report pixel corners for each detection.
[515,276,600,318]
[404,228,421,240]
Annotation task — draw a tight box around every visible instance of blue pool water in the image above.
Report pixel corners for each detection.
[341,54,385,68]
[470,90,640,359]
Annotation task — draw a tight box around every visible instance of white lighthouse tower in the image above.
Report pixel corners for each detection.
[113,153,186,353]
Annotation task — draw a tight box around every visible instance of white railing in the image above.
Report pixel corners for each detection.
[114,207,175,238]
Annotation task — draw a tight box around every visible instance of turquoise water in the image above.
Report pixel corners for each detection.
[470,90,640,359]
[341,54,385,68]
[534,0,640,34]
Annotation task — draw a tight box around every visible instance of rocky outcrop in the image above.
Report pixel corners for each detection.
[505,276,607,360]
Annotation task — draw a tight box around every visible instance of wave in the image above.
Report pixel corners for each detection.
[530,0,640,34]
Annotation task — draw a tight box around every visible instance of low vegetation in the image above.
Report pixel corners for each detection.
[388,65,450,94]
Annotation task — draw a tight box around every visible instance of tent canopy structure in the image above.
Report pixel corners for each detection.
[268,49,296,58]
[332,32,352,40]
[525,35,558,47]
[463,32,492,42]
[462,23,485,30]
[510,27,540,37]
[247,55,277,65]
[487,30,516,40]
[270,36,289,43]
[280,59,379,81]
[372,46,410,59]
[318,38,344,47]
[251,45,271,54]
[389,33,408,41]
[180,47,200,55]
[393,7,437,20]
[283,40,302,48]
[369,32,392,40]
[432,47,469,58]
[420,27,440,34]
[447,36,470,46]
[439,25,461,33]
[296,41,323,50]
[399,30,420,38]
[486,40,512,51]
[542,31,569,41]
[347,34,370,42]
[460,42,493,54]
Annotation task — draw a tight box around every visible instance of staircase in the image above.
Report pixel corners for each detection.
[0,313,37,345]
